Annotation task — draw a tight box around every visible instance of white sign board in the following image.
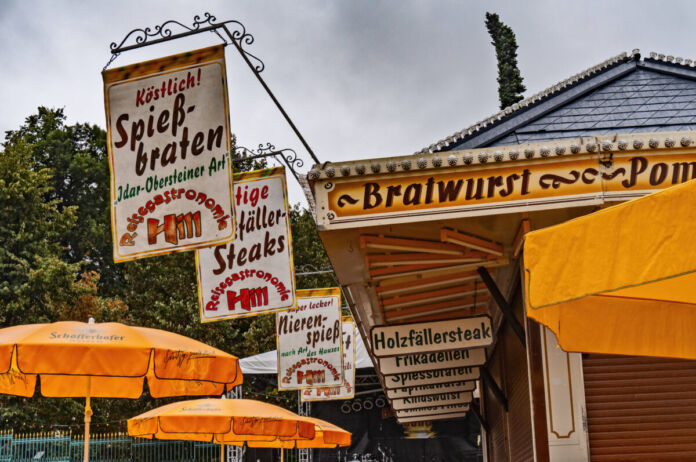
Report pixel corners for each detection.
[277,288,343,390]
[385,366,480,389]
[103,45,235,262]
[371,316,493,357]
[395,402,470,418]
[386,380,475,399]
[301,318,356,401]
[196,167,295,321]
[391,391,473,410]
[397,412,470,424]
[378,347,486,375]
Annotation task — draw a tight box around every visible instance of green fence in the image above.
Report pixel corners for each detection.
[0,431,300,461]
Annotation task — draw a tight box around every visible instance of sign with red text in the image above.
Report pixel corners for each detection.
[277,288,343,391]
[301,317,356,401]
[103,45,234,262]
[196,167,295,321]
[371,316,493,357]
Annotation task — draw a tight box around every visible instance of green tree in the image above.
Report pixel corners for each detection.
[485,12,526,109]
[0,141,81,326]
[4,108,120,295]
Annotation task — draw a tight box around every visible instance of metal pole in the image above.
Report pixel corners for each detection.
[221,24,320,165]
[83,377,92,462]
[477,266,526,346]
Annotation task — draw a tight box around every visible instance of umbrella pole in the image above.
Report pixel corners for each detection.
[83,377,92,462]
[220,443,224,462]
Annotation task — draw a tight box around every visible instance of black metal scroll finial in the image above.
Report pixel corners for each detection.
[234,143,305,183]
[105,12,265,74]
[104,12,321,167]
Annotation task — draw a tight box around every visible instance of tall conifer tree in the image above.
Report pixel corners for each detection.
[485,12,526,109]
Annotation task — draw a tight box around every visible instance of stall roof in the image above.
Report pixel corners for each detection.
[416,49,696,152]
[239,333,375,375]
[304,48,696,422]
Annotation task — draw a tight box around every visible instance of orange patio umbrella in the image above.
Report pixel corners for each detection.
[0,319,243,461]
[128,398,351,460]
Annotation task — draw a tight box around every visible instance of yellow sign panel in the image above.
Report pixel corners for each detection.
[317,153,696,228]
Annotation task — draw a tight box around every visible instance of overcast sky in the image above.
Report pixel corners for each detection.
[3,0,696,203]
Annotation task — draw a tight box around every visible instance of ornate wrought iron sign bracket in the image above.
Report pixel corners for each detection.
[105,12,321,170]
[234,143,307,183]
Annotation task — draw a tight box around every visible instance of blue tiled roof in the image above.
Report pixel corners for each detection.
[419,52,696,152]
[493,68,696,146]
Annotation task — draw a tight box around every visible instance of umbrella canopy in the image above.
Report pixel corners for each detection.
[0,321,243,397]
[128,398,315,443]
[293,417,351,449]
[0,320,243,462]
[127,399,350,449]
[221,416,351,449]
[523,178,696,359]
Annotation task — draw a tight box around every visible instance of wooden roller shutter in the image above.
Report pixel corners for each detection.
[485,342,508,462]
[483,322,534,462]
[503,323,534,461]
[583,354,696,461]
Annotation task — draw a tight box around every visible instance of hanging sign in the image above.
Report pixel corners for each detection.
[301,317,356,401]
[385,366,479,389]
[103,45,235,262]
[378,347,486,375]
[371,316,493,357]
[196,167,295,322]
[391,391,473,411]
[277,288,343,390]
[395,402,470,418]
[386,380,475,399]
[397,412,470,424]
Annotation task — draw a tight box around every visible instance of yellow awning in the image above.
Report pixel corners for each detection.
[523,178,696,359]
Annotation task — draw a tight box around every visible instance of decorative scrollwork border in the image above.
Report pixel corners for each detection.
[234,144,305,182]
[104,12,265,73]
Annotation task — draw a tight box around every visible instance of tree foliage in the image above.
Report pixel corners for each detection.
[0,140,80,326]
[5,108,119,294]
[0,108,331,430]
[485,12,526,109]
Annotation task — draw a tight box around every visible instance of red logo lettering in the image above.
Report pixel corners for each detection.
[226,287,269,311]
[147,211,201,245]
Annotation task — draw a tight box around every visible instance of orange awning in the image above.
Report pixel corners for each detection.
[523,178,696,359]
